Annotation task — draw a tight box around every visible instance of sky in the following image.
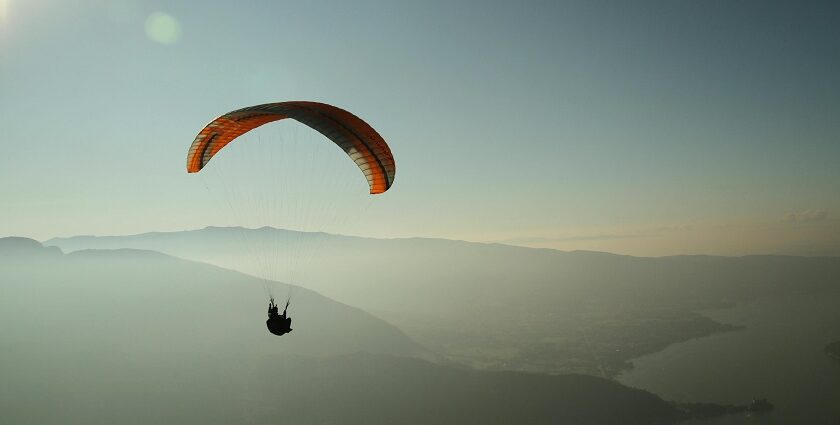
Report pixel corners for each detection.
[1,0,838,256]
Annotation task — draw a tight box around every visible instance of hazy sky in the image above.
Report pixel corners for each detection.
[1,0,838,256]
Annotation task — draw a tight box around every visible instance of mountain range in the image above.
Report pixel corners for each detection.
[1,237,734,424]
[46,227,840,376]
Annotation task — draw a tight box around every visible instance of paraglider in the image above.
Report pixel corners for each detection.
[187,101,396,337]
[266,298,292,336]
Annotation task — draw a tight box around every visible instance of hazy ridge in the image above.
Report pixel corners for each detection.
[47,227,840,376]
[0,237,728,424]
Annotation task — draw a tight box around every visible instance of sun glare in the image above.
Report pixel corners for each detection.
[1,0,7,22]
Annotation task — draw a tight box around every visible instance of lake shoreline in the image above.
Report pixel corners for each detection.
[617,296,840,424]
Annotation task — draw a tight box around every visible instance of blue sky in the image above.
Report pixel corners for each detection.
[1,0,838,255]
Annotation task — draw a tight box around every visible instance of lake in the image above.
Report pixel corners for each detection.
[617,295,840,424]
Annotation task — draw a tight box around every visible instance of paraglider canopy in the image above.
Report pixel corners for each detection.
[186,101,396,194]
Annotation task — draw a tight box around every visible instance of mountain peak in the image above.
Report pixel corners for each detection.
[0,237,62,255]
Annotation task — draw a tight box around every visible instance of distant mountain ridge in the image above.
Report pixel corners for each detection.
[2,236,429,360]
[45,228,840,376]
[1,236,743,425]
[46,226,840,315]
[1,236,63,255]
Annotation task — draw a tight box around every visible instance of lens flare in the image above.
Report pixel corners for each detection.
[144,12,181,44]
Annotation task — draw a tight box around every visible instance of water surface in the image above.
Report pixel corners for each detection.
[618,295,840,424]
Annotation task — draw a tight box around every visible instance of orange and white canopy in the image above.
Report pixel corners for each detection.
[187,101,395,194]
